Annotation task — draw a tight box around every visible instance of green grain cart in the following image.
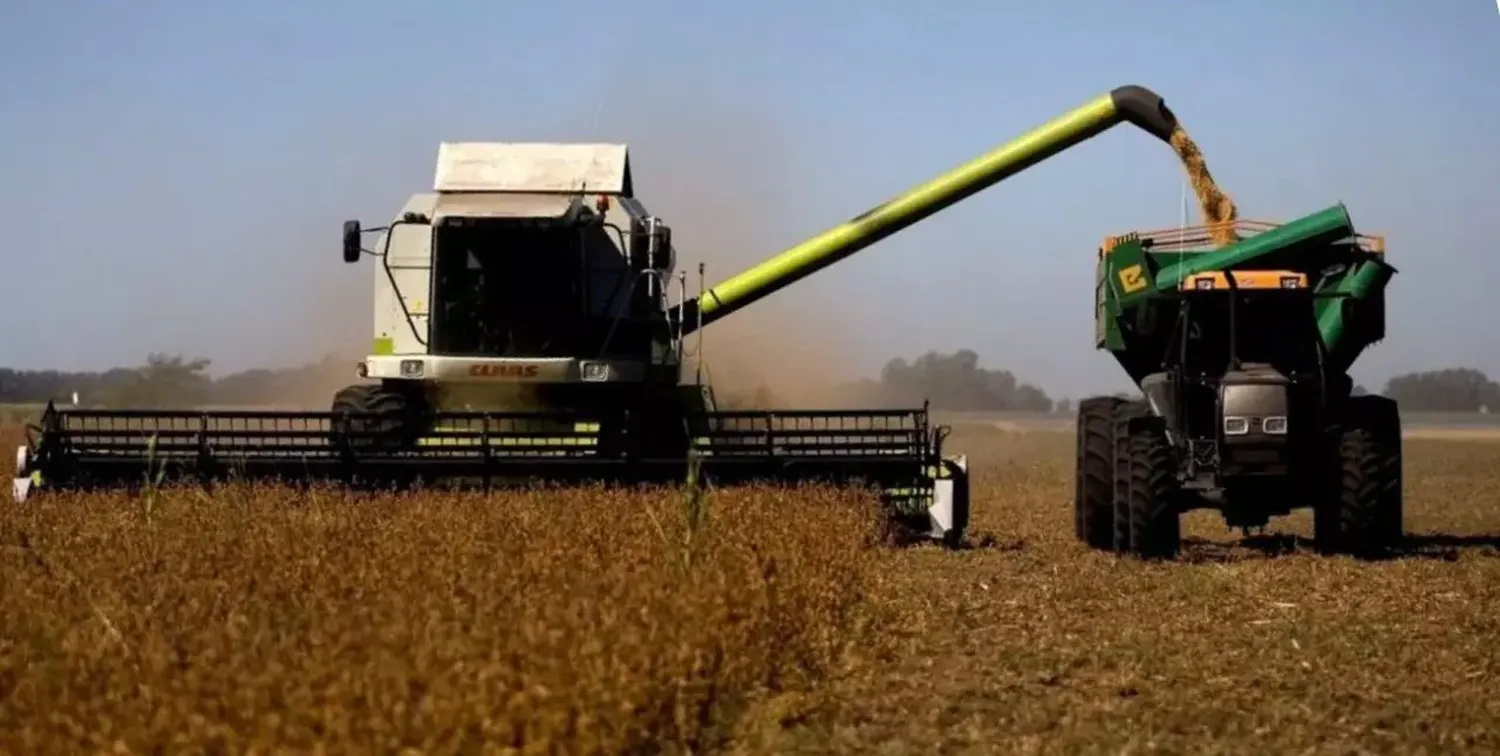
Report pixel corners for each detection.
[1076,209,1400,560]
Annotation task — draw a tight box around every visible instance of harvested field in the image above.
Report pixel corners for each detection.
[3,424,1499,753]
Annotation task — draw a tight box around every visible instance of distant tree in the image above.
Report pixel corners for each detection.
[1383,368,1500,413]
[873,349,1052,412]
[0,352,361,409]
[1054,398,1072,415]
[0,367,131,405]
[1351,384,1368,396]
[96,353,213,409]
[15,352,1497,418]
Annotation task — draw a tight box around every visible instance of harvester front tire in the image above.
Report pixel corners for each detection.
[330,384,426,453]
[1319,395,1403,558]
[1074,396,1122,550]
[1124,420,1180,560]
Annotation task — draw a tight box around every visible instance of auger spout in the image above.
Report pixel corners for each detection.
[671,85,1181,333]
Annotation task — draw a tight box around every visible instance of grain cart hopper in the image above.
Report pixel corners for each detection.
[1074,208,1400,560]
[21,84,1198,545]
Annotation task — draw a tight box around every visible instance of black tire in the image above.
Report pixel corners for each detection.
[343,219,363,263]
[330,383,426,453]
[1074,396,1123,550]
[1111,401,1149,555]
[1312,479,1341,555]
[1124,420,1181,560]
[1319,395,1403,558]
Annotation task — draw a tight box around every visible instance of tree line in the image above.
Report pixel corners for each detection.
[0,353,352,409]
[1,353,1496,414]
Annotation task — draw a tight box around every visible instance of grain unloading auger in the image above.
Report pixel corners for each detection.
[18,85,1190,545]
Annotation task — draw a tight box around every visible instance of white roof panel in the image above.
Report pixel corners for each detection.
[431,192,578,219]
[433,142,631,194]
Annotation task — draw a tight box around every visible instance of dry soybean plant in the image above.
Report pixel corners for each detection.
[0,475,891,754]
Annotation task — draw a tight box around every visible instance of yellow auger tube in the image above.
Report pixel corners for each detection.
[674,85,1181,333]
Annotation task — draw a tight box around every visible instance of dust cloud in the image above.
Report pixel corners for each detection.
[564,79,865,409]
[240,75,872,411]
[240,200,382,410]
[249,136,434,409]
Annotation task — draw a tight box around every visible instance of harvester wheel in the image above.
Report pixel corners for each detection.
[1124,420,1180,560]
[1074,396,1121,550]
[330,383,427,453]
[1318,395,1403,558]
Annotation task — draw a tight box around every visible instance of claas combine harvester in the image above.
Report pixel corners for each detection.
[13,84,1394,556]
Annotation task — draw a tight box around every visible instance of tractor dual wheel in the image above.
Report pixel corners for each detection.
[1120,418,1181,560]
[1314,395,1403,558]
[1104,410,1181,561]
[1074,397,1177,559]
[1111,400,1149,556]
[1074,396,1122,550]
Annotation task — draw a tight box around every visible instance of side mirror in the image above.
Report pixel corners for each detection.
[632,217,675,271]
[342,220,362,264]
[650,226,673,270]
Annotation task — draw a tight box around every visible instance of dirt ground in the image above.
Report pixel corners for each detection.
[771,429,1500,754]
[2,425,1498,753]
[965,415,1500,442]
[1399,426,1500,441]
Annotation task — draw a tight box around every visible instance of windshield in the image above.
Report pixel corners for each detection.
[428,221,633,358]
[1181,293,1322,374]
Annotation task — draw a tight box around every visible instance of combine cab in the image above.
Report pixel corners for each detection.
[1077,209,1400,560]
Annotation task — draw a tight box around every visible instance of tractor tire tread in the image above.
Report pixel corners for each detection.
[1126,423,1180,560]
[1112,401,1149,555]
[1334,395,1403,559]
[1075,396,1122,550]
[331,384,423,451]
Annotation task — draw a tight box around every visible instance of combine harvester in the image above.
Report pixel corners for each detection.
[14,85,1380,552]
[1076,211,1399,560]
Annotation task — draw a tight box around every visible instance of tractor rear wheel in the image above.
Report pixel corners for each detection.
[1123,418,1181,560]
[1074,396,1122,550]
[330,383,427,453]
[1315,395,1403,558]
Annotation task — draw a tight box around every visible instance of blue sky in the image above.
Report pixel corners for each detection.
[2,0,1497,399]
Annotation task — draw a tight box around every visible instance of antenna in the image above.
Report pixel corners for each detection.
[696,263,706,386]
[1178,174,1189,279]
[1180,179,1188,234]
